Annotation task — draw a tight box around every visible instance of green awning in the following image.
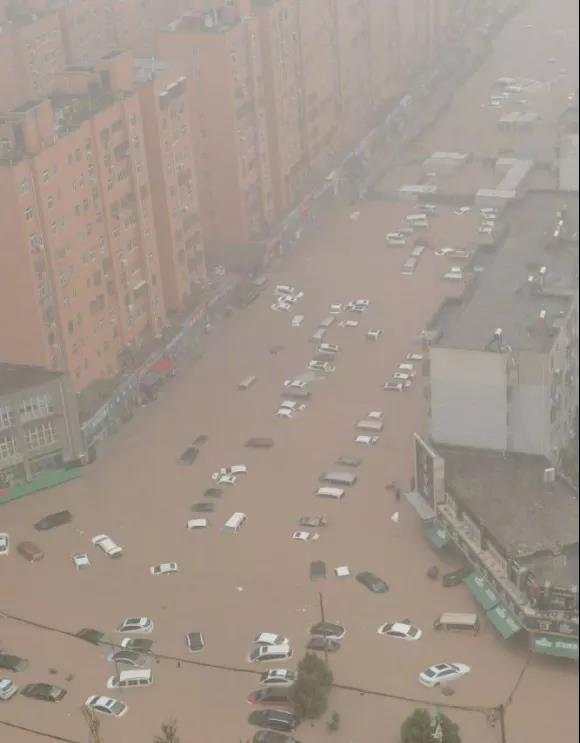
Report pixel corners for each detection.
[464,572,499,611]
[531,634,579,660]
[424,521,450,549]
[0,468,81,506]
[486,603,522,639]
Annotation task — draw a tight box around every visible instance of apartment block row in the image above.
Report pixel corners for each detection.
[1,0,459,395]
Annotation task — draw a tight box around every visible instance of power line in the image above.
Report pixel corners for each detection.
[0,719,80,743]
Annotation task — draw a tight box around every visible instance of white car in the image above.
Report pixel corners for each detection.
[355,435,379,446]
[281,294,300,304]
[367,410,383,420]
[0,533,9,555]
[384,381,409,391]
[339,319,359,328]
[405,353,423,361]
[150,562,179,576]
[443,268,464,281]
[118,617,154,634]
[453,206,471,216]
[393,372,413,381]
[329,304,343,314]
[72,553,91,570]
[253,633,290,647]
[366,329,383,341]
[386,232,407,245]
[0,678,18,700]
[92,534,123,558]
[275,284,298,296]
[434,247,455,256]
[275,407,294,419]
[212,472,237,485]
[291,531,320,542]
[271,302,292,312]
[279,400,298,411]
[260,669,297,687]
[248,644,293,663]
[85,695,128,718]
[187,518,209,530]
[377,622,422,641]
[308,361,335,373]
[284,379,307,389]
[291,315,304,327]
[419,662,471,687]
[318,343,340,354]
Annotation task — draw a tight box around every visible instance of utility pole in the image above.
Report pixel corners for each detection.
[498,704,507,743]
[82,705,102,743]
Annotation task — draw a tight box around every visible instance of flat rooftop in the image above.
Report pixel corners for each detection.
[439,445,579,561]
[0,362,64,397]
[437,191,579,352]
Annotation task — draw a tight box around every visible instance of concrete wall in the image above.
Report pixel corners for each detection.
[430,347,508,450]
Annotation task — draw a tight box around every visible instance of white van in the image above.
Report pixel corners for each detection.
[310,328,327,343]
[107,669,153,690]
[356,419,384,433]
[315,486,345,500]
[223,512,247,534]
[319,471,357,486]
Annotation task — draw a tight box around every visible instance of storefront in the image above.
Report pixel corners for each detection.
[485,603,522,639]
[464,572,501,611]
[530,634,579,660]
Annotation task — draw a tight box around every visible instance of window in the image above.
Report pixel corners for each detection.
[24,420,56,450]
[0,404,14,430]
[0,434,16,461]
[19,393,54,422]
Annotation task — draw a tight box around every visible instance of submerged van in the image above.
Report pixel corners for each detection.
[433,613,480,634]
[319,471,357,486]
[223,512,247,534]
[356,419,384,433]
[315,486,345,501]
[107,669,153,690]
[238,375,257,390]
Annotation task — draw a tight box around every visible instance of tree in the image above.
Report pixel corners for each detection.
[154,719,180,743]
[290,652,334,721]
[401,709,462,743]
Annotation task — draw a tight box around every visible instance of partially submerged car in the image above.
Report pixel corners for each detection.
[298,515,327,528]
[34,510,72,531]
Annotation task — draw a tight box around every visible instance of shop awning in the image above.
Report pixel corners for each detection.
[531,634,579,660]
[464,572,500,611]
[486,603,522,639]
[424,521,449,549]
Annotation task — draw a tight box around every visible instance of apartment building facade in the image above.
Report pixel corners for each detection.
[158,3,274,257]
[0,52,167,393]
[137,59,207,315]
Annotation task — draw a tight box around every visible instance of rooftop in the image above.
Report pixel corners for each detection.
[0,362,64,397]
[437,191,579,352]
[439,445,579,559]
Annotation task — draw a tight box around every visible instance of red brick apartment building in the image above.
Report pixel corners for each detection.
[158,1,275,257]
[0,52,167,392]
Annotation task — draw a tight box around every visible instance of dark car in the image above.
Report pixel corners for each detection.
[309,622,346,640]
[245,437,275,448]
[121,638,154,653]
[191,502,215,513]
[16,541,44,562]
[34,510,72,531]
[335,455,362,467]
[75,628,108,646]
[442,567,471,587]
[185,632,205,653]
[309,560,327,581]
[204,487,223,499]
[0,654,28,672]
[178,446,198,465]
[248,709,298,732]
[356,571,389,593]
[247,688,293,706]
[20,684,67,702]
[306,636,341,652]
[253,732,301,743]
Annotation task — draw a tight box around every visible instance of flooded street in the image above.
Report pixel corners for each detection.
[1,0,578,741]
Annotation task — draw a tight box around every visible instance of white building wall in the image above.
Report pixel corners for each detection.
[429,347,508,450]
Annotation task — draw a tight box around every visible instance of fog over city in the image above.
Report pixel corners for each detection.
[0,0,578,742]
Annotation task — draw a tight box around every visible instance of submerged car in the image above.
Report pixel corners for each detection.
[248,709,298,732]
[150,562,179,576]
[85,695,128,718]
[419,663,470,687]
[356,571,389,593]
[298,515,327,528]
[0,654,28,672]
[309,622,346,640]
[377,622,422,641]
[306,636,341,652]
[118,617,154,634]
[178,446,198,465]
[259,669,297,688]
[34,510,72,530]
[21,684,67,702]
[442,567,471,587]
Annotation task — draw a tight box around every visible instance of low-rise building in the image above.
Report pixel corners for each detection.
[413,435,579,660]
[0,362,85,487]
